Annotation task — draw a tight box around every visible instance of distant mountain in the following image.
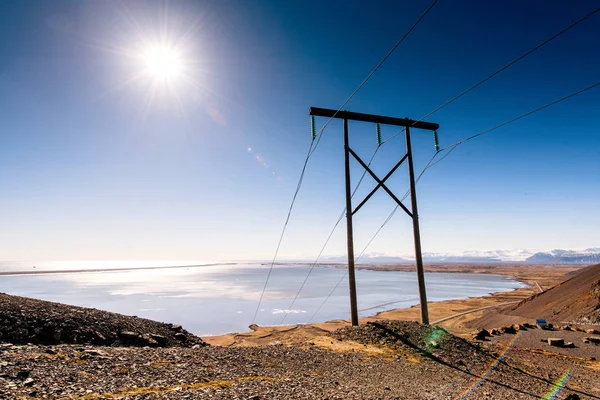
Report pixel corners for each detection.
[526,248,600,264]
[321,248,600,264]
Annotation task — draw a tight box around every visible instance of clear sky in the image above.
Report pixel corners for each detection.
[1,0,599,262]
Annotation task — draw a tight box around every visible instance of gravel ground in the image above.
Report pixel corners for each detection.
[2,320,598,399]
[488,327,600,360]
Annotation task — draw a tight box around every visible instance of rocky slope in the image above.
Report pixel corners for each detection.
[0,293,206,347]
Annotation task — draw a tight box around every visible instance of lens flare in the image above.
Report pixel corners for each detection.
[455,332,521,400]
[541,370,571,400]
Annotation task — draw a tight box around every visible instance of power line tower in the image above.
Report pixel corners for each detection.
[309,107,439,325]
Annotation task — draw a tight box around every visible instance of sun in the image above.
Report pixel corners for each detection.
[142,45,183,82]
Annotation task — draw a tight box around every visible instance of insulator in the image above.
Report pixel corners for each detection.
[376,123,382,145]
[311,115,316,139]
[433,130,440,152]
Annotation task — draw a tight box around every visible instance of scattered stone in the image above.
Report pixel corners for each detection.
[174,333,187,342]
[490,328,500,336]
[44,348,56,355]
[170,324,182,332]
[547,338,564,347]
[23,378,34,387]
[565,394,581,400]
[586,329,599,335]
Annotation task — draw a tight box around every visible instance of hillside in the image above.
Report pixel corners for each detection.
[504,263,600,323]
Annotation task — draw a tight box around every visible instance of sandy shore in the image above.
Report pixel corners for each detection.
[204,264,582,346]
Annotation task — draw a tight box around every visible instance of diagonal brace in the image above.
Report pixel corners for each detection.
[348,147,413,218]
[352,153,408,215]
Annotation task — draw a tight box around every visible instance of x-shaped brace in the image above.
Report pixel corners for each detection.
[348,147,413,218]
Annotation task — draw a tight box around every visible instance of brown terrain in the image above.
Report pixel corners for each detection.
[2,263,600,399]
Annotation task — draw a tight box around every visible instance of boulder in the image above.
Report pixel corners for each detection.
[472,329,491,341]
[584,336,600,345]
[562,325,574,331]
[170,324,182,332]
[490,328,500,336]
[501,326,516,334]
[150,334,167,346]
[119,331,139,340]
[174,332,187,342]
[547,338,564,347]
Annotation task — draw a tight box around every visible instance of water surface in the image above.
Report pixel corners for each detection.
[0,263,527,335]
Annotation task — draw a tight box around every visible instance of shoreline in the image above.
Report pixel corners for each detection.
[203,264,581,346]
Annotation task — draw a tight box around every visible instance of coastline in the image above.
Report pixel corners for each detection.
[203,263,581,346]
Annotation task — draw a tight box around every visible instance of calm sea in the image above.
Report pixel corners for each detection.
[0,262,527,336]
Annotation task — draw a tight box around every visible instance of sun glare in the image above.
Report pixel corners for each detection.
[142,45,183,82]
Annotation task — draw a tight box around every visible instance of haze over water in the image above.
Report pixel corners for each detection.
[0,262,526,335]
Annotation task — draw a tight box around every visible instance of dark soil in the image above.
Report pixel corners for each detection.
[505,263,600,324]
[0,293,206,348]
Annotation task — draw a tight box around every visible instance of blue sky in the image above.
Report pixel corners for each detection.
[1,0,599,262]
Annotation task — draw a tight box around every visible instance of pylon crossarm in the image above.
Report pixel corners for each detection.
[348,148,413,218]
[352,153,409,216]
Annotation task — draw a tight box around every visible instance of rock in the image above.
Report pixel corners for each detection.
[174,333,187,342]
[562,325,574,331]
[586,329,599,335]
[170,324,182,332]
[472,329,491,340]
[490,328,500,335]
[83,349,107,357]
[518,324,528,331]
[44,348,56,355]
[23,378,34,387]
[144,337,159,347]
[547,338,564,347]
[248,324,260,331]
[584,336,600,345]
[501,326,516,334]
[565,394,581,400]
[150,334,167,346]
[119,331,139,340]
[94,331,106,343]
[17,370,30,379]
[564,342,574,348]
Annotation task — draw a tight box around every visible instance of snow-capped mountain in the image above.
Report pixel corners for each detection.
[322,248,600,264]
[526,248,600,263]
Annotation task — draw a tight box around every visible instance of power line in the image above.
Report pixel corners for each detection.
[307,79,600,323]
[381,4,600,145]
[439,80,600,151]
[307,0,440,159]
[302,6,600,320]
[252,138,316,323]
[252,0,441,324]
[280,147,381,325]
